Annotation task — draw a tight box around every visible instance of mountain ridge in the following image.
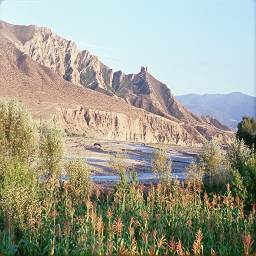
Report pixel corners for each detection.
[176,92,256,129]
[0,20,234,145]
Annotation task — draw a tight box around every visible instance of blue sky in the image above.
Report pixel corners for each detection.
[0,0,255,96]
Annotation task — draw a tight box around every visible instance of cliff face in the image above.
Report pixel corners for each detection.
[0,20,234,145]
[59,107,232,145]
[0,20,113,92]
[0,20,209,122]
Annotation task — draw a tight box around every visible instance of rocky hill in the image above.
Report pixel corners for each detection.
[0,20,233,145]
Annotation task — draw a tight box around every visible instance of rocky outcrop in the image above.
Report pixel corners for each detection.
[0,20,234,145]
[0,20,219,124]
[58,107,233,145]
[0,20,114,92]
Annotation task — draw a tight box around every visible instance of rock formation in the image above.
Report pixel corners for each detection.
[0,20,234,145]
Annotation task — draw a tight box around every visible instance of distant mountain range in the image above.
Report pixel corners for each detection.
[0,20,233,145]
[176,92,256,129]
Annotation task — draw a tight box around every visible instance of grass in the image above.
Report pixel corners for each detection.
[0,178,255,255]
[0,99,255,255]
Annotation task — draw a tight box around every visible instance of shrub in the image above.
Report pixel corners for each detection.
[227,140,256,207]
[152,147,172,182]
[227,139,252,169]
[0,100,39,233]
[65,159,91,203]
[186,161,204,192]
[237,116,256,148]
[201,140,230,194]
[0,99,36,165]
[39,118,63,181]
[110,153,129,188]
[0,162,40,231]
[235,154,256,206]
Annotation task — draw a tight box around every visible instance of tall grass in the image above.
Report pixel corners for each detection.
[1,179,255,255]
[0,99,255,255]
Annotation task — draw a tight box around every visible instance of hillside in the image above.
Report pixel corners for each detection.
[0,20,233,145]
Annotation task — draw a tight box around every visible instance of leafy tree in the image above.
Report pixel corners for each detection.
[237,116,256,148]
[227,139,251,169]
[227,140,256,207]
[39,118,63,181]
[201,140,230,194]
[152,147,172,182]
[65,159,91,204]
[0,99,36,165]
[231,154,256,206]
[0,100,39,233]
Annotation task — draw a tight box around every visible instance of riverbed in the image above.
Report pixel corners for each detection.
[65,137,202,184]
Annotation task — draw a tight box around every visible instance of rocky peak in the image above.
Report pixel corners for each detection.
[0,20,232,138]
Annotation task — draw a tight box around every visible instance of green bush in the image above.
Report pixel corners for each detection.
[152,147,172,182]
[0,98,256,255]
[65,159,91,204]
[0,100,39,237]
[0,99,36,165]
[200,140,230,194]
[237,116,256,148]
[39,119,63,181]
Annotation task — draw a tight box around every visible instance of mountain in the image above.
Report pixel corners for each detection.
[0,20,233,145]
[176,93,256,129]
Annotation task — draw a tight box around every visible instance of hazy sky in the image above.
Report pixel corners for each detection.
[0,0,255,96]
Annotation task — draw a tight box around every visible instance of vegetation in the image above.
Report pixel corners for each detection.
[0,99,255,255]
[237,116,256,149]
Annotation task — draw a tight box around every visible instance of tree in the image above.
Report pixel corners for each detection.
[152,147,172,182]
[201,140,230,194]
[0,99,36,165]
[0,99,39,232]
[237,116,256,149]
[39,118,63,181]
[65,159,91,203]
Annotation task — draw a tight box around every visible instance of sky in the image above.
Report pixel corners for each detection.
[0,0,255,96]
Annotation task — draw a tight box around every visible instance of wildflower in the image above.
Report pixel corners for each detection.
[168,236,176,252]
[96,216,104,236]
[210,248,217,256]
[113,217,123,237]
[243,233,254,256]
[128,226,135,237]
[155,213,161,222]
[152,229,157,241]
[142,232,148,244]
[107,209,113,219]
[157,234,166,249]
[95,188,101,199]
[192,228,203,255]
[176,240,184,256]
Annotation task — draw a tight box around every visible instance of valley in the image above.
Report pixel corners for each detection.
[64,137,201,184]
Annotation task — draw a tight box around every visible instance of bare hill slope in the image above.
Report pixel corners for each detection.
[0,20,233,145]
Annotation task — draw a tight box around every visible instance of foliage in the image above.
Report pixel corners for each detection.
[200,140,230,194]
[39,118,63,181]
[0,99,36,165]
[110,153,129,190]
[0,100,39,240]
[0,99,256,255]
[0,162,40,231]
[65,159,91,204]
[186,161,204,192]
[237,116,256,148]
[234,154,256,206]
[0,180,255,255]
[227,139,252,169]
[152,147,172,182]
[226,140,256,207]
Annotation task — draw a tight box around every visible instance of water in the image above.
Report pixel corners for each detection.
[66,140,197,184]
